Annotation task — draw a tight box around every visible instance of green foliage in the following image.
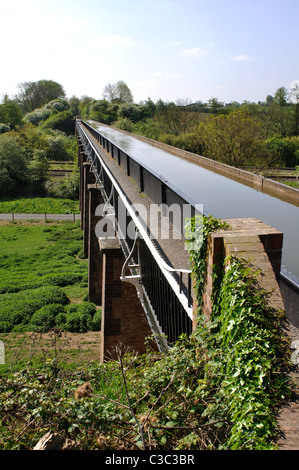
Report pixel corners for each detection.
[0,101,23,129]
[24,100,69,126]
[112,117,135,132]
[158,132,203,154]
[40,110,75,135]
[14,80,66,113]
[188,216,292,449]
[0,123,10,134]
[64,302,97,333]
[210,258,290,449]
[87,99,118,124]
[196,110,265,166]
[24,107,52,125]
[186,215,228,301]
[49,166,79,200]
[0,222,98,333]
[264,135,299,167]
[0,118,77,198]
[0,133,29,197]
[44,130,77,161]
[0,197,79,214]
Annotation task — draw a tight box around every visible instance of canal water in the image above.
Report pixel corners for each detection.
[89,121,299,283]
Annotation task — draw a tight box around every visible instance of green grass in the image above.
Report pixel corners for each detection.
[0,197,79,214]
[282,179,299,189]
[0,221,100,334]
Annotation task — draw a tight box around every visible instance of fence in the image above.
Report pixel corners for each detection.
[76,119,197,346]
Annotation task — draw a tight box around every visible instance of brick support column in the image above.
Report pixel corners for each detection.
[99,238,153,362]
[82,162,93,258]
[88,185,104,305]
[194,218,284,327]
[79,148,87,222]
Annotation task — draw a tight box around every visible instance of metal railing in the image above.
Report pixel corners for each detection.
[76,119,197,350]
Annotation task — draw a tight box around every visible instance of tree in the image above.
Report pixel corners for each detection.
[68,96,80,117]
[14,80,65,113]
[0,100,23,129]
[102,81,133,104]
[156,99,195,136]
[196,110,264,167]
[207,97,225,114]
[0,134,28,196]
[270,87,289,137]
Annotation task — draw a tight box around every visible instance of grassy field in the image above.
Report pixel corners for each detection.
[0,197,79,214]
[0,220,101,371]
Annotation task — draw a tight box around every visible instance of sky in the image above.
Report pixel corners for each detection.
[1,0,298,105]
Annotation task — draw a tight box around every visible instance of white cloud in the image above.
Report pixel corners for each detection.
[180,46,210,58]
[231,54,254,62]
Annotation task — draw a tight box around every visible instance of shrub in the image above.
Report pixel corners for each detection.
[64,302,97,332]
[45,131,76,161]
[264,136,298,167]
[24,107,52,125]
[112,117,134,132]
[30,303,65,331]
[45,99,69,112]
[42,272,84,287]
[0,123,10,134]
[196,110,265,166]
[0,133,28,196]
[91,310,102,331]
[40,110,75,135]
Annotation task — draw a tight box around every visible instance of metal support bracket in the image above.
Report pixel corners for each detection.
[120,228,143,302]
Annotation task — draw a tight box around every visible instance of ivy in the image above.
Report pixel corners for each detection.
[189,217,292,450]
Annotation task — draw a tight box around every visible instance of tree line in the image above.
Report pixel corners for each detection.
[77,81,299,169]
[1,79,299,200]
[0,80,77,199]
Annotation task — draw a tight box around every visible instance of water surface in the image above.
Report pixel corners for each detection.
[89,121,299,281]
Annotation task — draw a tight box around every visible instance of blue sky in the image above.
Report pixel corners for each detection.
[1,0,298,104]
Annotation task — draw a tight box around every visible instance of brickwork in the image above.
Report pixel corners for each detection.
[99,238,154,362]
[83,162,93,258]
[198,218,284,323]
[88,185,104,305]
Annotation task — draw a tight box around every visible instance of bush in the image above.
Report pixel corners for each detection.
[0,286,69,332]
[64,302,97,332]
[264,136,298,167]
[91,310,102,331]
[24,107,52,125]
[42,272,84,287]
[0,123,10,134]
[30,303,65,331]
[50,168,79,200]
[40,110,75,135]
[0,133,28,197]
[112,117,134,132]
[45,99,69,112]
[45,131,76,161]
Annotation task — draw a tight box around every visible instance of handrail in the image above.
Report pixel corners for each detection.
[76,119,193,319]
